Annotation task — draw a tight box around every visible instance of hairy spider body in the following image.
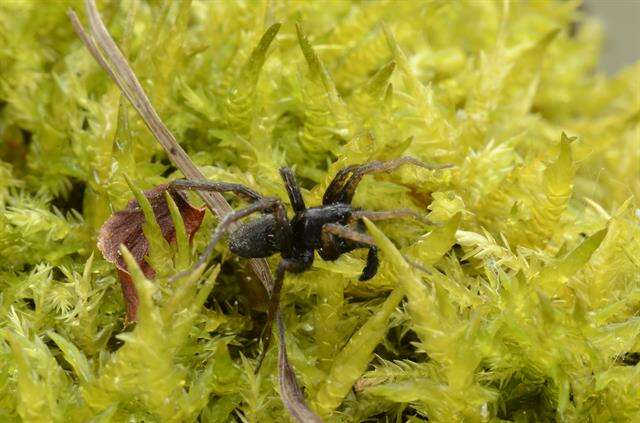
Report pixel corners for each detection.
[289,203,352,250]
[228,214,287,258]
[228,202,379,279]
[169,157,450,364]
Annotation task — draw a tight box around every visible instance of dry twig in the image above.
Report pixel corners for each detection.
[68,1,321,421]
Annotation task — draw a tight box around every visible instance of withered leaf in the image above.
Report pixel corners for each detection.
[97,184,205,322]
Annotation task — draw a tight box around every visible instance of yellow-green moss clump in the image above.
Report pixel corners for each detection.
[1,1,639,421]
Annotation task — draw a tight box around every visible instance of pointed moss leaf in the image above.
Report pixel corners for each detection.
[47,331,93,384]
[380,135,413,158]
[314,276,345,372]
[365,379,432,403]
[161,263,208,321]
[191,265,220,311]
[406,212,461,265]
[362,217,410,273]
[295,23,323,81]
[367,61,396,98]
[295,22,342,107]
[164,264,218,326]
[384,83,393,106]
[498,29,561,118]
[81,252,95,290]
[119,245,157,320]
[427,192,465,223]
[242,23,281,84]
[314,287,404,416]
[86,405,118,423]
[543,133,574,204]
[382,23,427,103]
[226,23,281,134]
[536,228,608,292]
[164,190,189,270]
[556,369,571,416]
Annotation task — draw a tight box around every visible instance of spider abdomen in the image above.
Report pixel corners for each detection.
[228,214,285,258]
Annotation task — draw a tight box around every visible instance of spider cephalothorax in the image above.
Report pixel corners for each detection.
[168,157,449,355]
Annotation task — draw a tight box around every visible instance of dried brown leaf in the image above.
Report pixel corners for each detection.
[97,185,204,321]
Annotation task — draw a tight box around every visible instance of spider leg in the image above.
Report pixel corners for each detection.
[323,157,452,205]
[348,208,431,224]
[169,197,284,282]
[279,167,306,212]
[322,223,378,281]
[323,223,375,246]
[318,228,342,261]
[169,179,263,203]
[324,222,438,282]
[360,247,379,281]
[322,164,360,205]
[256,256,311,372]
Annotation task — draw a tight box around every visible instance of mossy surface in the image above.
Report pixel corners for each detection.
[1,1,639,422]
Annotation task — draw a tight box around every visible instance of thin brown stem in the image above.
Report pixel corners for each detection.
[67,3,323,421]
[68,0,273,292]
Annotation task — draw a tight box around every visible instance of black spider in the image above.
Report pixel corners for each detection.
[169,157,448,356]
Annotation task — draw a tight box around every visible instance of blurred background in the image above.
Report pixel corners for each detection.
[584,0,640,73]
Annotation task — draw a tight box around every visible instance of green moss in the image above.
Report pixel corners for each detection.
[1,1,639,421]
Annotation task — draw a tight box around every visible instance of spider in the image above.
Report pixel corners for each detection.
[169,157,448,355]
